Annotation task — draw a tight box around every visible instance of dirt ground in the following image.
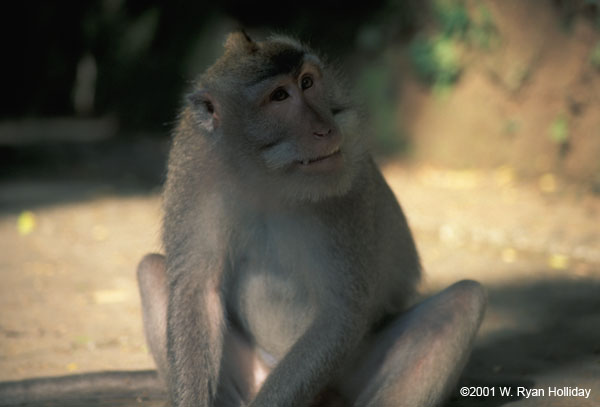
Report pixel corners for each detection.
[0,159,599,406]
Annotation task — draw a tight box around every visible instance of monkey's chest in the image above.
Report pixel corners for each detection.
[227,238,324,360]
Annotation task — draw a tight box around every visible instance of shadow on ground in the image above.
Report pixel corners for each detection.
[0,138,168,214]
[450,277,600,406]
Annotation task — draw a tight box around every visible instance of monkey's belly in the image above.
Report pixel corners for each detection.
[234,271,317,361]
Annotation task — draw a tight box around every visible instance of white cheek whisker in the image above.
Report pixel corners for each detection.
[261,142,298,169]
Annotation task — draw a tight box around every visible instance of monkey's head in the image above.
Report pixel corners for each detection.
[183,32,368,203]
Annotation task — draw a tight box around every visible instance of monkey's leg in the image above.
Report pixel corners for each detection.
[137,254,271,407]
[339,280,486,407]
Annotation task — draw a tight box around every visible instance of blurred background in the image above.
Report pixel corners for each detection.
[3,0,600,189]
[1,1,599,406]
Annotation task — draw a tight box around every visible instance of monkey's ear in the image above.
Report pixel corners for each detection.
[188,90,220,132]
[224,31,259,54]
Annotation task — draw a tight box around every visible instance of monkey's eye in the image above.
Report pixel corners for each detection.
[270,88,289,102]
[301,75,313,90]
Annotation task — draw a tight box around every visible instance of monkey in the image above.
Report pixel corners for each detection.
[0,32,486,407]
[135,32,487,407]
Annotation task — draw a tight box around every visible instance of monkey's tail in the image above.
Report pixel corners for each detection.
[0,370,165,406]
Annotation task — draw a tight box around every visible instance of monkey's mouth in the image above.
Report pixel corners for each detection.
[298,149,341,165]
[296,149,342,171]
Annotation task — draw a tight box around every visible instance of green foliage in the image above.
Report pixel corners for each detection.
[590,42,600,70]
[549,114,569,144]
[433,0,470,37]
[467,5,499,50]
[408,1,498,90]
[409,35,461,87]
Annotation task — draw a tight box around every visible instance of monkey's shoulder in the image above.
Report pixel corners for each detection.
[357,163,422,308]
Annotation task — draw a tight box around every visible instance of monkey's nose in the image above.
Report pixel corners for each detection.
[313,129,332,138]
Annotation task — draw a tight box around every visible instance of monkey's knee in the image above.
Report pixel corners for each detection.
[446,279,487,328]
[137,254,167,312]
[137,254,167,301]
[137,253,166,281]
[136,253,168,378]
[355,281,486,406]
[136,252,167,315]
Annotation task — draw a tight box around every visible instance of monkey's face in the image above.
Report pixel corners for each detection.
[252,63,342,172]
[187,34,368,203]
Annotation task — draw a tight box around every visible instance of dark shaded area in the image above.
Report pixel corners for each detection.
[1,138,168,187]
[7,1,420,132]
[449,276,600,406]
[0,370,165,407]
[0,138,168,214]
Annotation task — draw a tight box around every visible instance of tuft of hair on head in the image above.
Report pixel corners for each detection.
[266,33,304,49]
[224,31,259,55]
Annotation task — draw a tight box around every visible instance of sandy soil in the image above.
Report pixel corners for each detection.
[0,162,599,406]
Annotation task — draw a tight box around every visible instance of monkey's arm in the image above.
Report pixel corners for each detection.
[162,169,232,407]
[166,258,226,407]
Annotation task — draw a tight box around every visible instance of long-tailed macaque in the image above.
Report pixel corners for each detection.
[0,32,485,407]
[137,32,486,407]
